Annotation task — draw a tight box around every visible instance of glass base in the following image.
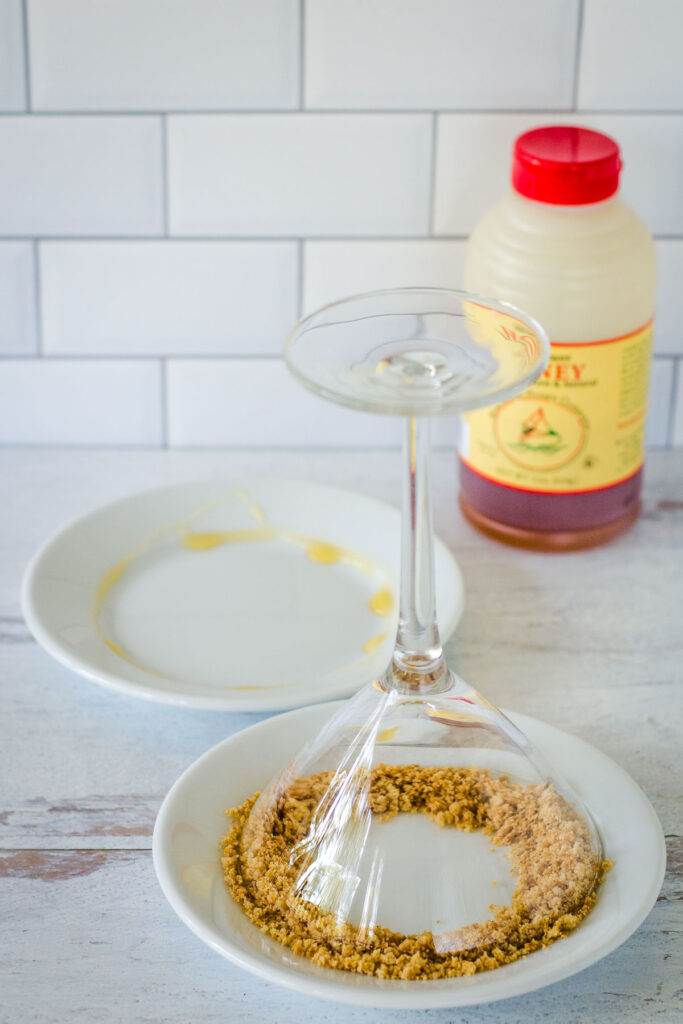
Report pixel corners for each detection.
[285,288,550,417]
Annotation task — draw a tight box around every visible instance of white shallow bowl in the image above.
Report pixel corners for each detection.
[22,478,463,712]
[153,701,665,1010]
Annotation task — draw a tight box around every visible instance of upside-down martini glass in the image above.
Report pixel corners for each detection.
[232,287,602,971]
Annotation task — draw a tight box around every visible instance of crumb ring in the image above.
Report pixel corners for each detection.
[221,764,609,981]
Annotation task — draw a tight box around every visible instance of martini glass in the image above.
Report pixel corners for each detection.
[230,288,603,975]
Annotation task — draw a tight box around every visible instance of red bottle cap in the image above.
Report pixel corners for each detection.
[512,125,621,205]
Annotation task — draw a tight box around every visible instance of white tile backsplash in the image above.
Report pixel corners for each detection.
[305,0,578,110]
[0,117,162,236]
[0,243,37,354]
[434,113,683,236]
[304,240,467,314]
[0,1,681,448]
[655,240,683,355]
[40,241,297,355]
[0,0,26,110]
[646,357,674,447]
[0,359,161,444]
[168,114,432,236]
[579,0,683,111]
[28,0,299,111]
[167,359,402,447]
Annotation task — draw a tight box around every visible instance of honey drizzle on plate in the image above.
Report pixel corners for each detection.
[93,489,396,687]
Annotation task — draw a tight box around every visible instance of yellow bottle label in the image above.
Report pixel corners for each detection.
[461,321,652,494]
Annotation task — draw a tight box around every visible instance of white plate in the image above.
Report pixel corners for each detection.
[153,701,665,1010]
[22,478,463,712]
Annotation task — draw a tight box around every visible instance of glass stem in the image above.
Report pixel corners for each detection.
[389,416,449,692]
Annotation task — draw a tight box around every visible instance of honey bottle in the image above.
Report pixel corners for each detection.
[461,125,656,551]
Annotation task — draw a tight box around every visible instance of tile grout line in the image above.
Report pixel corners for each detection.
[19,0,31,110]
[2,107,683,116]
[571,0,586,111]
[428,112,438,235]
[665,356,680,447]
[32,240,43,356]
[298,0,306,109]
[1,351,681,364]
[0,353,290,363]
[0,442,408,452]
[1,233,683,242]
[160,114,170,236]
[0,234,474,243]
[0,440,679,453]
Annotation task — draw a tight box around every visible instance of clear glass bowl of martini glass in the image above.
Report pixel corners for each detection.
[221,288,605,981]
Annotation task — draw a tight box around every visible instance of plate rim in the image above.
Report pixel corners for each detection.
[152,700,666,1009]
[21,476,464,712]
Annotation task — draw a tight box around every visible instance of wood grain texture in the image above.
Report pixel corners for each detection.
[0,850,680,1024]
[1,449,681,1023]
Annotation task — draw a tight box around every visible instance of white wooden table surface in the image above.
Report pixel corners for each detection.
[1,448,681,1024]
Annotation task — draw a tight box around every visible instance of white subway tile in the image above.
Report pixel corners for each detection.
[0,360,161,444]
[41,241,297,356]
[435,114,552,235]
[167,358,402,447]
[306,0,578,110]
[0,243,36,354]
[434,113,683,235]
[168,114,431,236]
[655,240,683,355]
[0,116,162,235]
[0,0,25,110]
[646,357,674,447]
[579,0,683,111]
[304,240,467,314]
[587,115,683,235]
[28,0,299,111]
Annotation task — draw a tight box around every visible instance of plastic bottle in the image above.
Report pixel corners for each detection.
[460,125,656,551]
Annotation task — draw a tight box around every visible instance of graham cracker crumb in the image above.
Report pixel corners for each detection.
[220,764,609,980]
